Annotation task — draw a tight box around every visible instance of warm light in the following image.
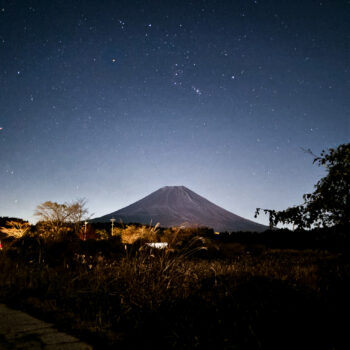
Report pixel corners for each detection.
[146,242,168,249]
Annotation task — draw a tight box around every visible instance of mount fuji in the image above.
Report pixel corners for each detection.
[92,186,267,232]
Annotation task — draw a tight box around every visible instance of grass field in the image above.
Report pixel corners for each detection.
[0,228,349,349]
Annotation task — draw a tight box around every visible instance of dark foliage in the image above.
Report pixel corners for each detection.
[212,225,350,252]
[6,234,125,266]
[1,227,349,349]
[256,143,350,229]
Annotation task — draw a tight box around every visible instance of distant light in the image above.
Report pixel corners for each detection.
[146,242,168,249]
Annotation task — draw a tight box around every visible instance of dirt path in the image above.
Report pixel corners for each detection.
[0,304,92,350]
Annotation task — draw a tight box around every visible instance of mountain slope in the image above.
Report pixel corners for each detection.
[92,186,267,232]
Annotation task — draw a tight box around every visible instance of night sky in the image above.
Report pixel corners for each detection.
[0,0,349,225]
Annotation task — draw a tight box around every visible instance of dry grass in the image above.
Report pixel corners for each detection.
[0,232,349,349]
[113,223,160,244]
[0,220,30,238]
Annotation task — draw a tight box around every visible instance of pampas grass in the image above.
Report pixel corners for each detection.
[0,227,349,349]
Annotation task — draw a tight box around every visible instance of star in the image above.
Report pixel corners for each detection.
[192,86,202,96]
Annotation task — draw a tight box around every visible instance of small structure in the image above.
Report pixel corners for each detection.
[145,242,168,249]
[110,218,116,236]
[83,221,88,240]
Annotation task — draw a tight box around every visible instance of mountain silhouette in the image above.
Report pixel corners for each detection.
[92,186,267,232]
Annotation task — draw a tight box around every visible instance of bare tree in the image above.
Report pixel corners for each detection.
[68,198,90,233]
[34,198,90,236]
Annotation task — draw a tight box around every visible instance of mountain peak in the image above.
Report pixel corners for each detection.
[93,186,267,232]
[160,185,188,190]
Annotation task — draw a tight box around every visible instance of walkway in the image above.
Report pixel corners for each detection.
[0,304,92,350]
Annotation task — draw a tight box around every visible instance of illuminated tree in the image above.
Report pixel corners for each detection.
[34,198,90,236]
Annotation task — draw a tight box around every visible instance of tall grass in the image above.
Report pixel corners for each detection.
[0,230,349,349]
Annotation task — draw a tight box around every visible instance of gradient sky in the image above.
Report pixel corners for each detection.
[0,0,349,225]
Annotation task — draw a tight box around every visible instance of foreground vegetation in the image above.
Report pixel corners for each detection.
[0,225,349,349]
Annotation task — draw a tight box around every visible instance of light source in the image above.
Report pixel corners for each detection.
[84,221,88,240]
[110,218,116,237]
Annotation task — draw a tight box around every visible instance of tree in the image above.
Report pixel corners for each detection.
[66,198,90,234]
[34,198,90,236]
[255,143,350,229]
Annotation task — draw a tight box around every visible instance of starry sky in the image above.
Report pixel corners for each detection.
[0,0,349,225]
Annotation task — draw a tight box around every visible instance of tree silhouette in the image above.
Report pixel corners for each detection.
[255,143,350,229]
